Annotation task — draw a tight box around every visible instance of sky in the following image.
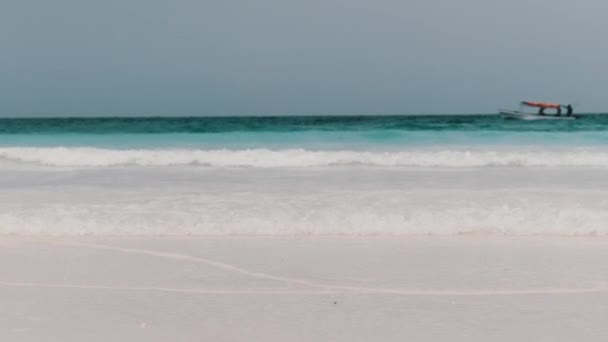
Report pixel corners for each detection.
[1,0,607,117]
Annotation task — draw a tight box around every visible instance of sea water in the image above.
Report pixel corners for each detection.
[2,114,608,235]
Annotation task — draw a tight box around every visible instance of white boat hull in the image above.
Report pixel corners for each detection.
[499,110,576,120]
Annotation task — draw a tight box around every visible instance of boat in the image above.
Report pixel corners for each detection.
[499,101,576,120]
[499,110,576,120]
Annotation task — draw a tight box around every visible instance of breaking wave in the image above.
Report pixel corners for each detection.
[3,147,608,168]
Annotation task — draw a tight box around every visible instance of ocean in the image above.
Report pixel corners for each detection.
[2,114,608,236]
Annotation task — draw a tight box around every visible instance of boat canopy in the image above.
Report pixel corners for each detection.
[521,101,561,109]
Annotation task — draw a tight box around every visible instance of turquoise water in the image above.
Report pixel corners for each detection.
[5,115,608,236]
[1,114,608,149]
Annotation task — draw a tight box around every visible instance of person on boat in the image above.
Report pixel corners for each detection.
[538,107,545,116]
[565,104,573,116]
[556,106,562,116]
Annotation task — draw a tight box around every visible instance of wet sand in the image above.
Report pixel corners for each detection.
[2,236,608,341]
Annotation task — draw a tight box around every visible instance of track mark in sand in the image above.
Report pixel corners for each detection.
[328,286,608,296]
[46,240,331,289]
[2,281,608,296]
[33,239,608,296]
[0,282,335,295]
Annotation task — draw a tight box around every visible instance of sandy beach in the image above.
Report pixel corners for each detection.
[2,236,608,341]
[3,0,607,339]
[3,166,608,340]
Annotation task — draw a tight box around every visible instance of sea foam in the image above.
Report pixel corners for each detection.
[2,189,608,236]
[1,168,608,236]
[0,147,608,168]
[2,147,608,168]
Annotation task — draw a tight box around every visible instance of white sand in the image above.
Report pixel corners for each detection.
[2,236,608,341]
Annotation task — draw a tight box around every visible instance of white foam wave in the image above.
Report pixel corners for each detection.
[2,194,608,236]
[2,184,608,236]
[3,147,608,168]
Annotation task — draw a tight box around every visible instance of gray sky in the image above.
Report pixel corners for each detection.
[1,0,607,116]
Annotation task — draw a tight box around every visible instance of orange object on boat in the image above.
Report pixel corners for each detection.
[521,101,561,109]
